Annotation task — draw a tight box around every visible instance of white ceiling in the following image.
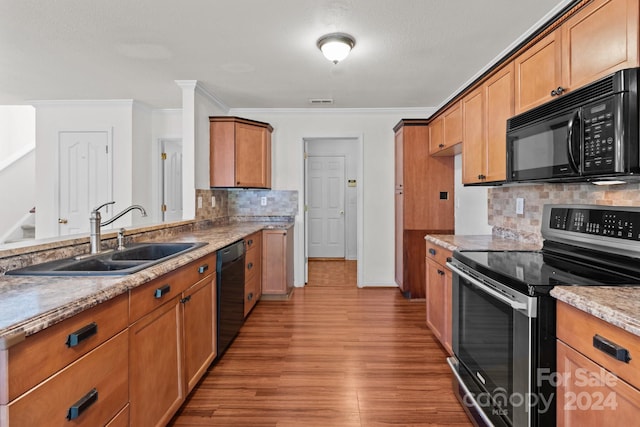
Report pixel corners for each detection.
[0,0,572,110]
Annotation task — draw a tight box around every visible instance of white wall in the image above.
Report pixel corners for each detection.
[132,102,153,226]
[228,108,433,288]
[453,154,493,235]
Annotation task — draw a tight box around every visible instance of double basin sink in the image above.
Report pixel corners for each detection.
[6,242,208,276]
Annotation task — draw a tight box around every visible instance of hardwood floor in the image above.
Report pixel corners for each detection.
[169,260,472,427]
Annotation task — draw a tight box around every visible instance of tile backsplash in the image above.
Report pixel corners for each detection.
[488,182,640,244]
[196,189,298,222]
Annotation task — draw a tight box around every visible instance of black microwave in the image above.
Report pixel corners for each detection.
[507,68,640,183]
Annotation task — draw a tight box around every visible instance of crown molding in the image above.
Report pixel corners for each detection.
[230,107,436,116]
[175,80,230,113]
[29,99,136,107]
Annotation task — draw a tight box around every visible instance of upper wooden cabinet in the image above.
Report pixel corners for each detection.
[429,102,463,156]
[210,116,273,188]
[515,0,639,114]
[462,63,514,184]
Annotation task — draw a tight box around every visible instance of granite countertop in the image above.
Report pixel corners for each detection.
[425,234,542,252]
[551,286,640,337]
[0,221,293,348]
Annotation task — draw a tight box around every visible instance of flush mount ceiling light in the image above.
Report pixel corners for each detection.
[317,33,356,64]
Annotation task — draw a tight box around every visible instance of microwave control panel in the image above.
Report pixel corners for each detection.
[549,207,640,241]
[582,98,615,173]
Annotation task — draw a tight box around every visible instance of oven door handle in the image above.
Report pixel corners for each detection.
[447,263,528,312]
[446,356,495,427]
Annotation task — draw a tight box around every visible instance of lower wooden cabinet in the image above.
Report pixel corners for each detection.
[556,301,640,425]
[244,231,262,316]
[425,241,453,355]
[262,227,294,297]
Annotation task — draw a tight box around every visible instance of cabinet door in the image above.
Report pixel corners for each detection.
[443,102,462,148]
[562,0,639,92]
[462,86,485,184]
[395,192,404,290]
[262,230,287,295]
[394,127,404,189]
[235,123,270,188]
[130,297,184,427]
[514,30,562,114]
[426,258,446,346]
[428,115,444,155]
[484,62,514,183]
[557,341,640,426]
[182,277,216,393]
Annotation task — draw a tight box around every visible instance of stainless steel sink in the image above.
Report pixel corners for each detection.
[5,242,208,276]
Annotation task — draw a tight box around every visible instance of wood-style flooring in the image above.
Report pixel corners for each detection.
[169,260,472,427]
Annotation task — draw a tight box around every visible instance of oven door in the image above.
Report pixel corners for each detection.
[448,262,538,427]
[507,108,581,182]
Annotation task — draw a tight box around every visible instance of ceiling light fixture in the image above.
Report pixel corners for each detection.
[317,33,356,64]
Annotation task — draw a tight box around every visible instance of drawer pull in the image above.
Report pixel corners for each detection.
[247,239,253,247]
[247,262,254,270]
[180,295,192,304]
[67,388,98,420]
[593,334,632,363]
[446,257,452,263]
[198,264,209,274]
[154,285,171,299]
[247,292,254,301]
[428,248,436,256]
[437,269,445,276]
[66,322,97,348]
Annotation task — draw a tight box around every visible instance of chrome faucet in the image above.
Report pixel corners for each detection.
[89,202,147,254]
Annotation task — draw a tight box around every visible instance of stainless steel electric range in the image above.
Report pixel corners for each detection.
[446,204,640,427]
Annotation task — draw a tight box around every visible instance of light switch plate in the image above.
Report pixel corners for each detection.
[261,196,267,206]
[516,197,524,215]
[197,196,203,209]
[211,196,216,207]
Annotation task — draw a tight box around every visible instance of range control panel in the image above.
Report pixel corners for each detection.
[549,207,640,241]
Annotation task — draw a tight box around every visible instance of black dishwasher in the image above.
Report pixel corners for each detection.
[216,240,245,359]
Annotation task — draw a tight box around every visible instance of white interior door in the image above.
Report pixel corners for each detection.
[308,155,345,258]
[161,139,183,222]
[58,131,111,235]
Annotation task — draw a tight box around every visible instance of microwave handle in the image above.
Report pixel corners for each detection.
[567,110,581,173]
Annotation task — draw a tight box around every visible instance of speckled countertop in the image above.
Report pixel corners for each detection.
[0,221,293,348]
[424,234,542,252]
[427,234,640,338]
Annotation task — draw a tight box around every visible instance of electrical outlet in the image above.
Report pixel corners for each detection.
[516,197,524,215]
[197,196,203,209]
[211,196,216,207]
[260,196,267,206]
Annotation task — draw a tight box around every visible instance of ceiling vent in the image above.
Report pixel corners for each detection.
[308,98,334,105]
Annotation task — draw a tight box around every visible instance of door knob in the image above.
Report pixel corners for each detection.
[339,210,345,215]
[58,218,68,224]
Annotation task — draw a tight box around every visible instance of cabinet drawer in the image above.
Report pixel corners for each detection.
[129,252,216,323]
[244,273,261,318]
[245,243,261,280]
[245,231,262,252]
[105,404,129,427]
[425,242,453,268]
[1,293,128,404]
[557,301,640,390]
[2,330,128,427]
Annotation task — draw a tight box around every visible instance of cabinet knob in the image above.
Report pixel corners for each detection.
[438,143,445,148]
[437,269,445,276]
[247,262,254,270]
[550,86,565,96]
[428,248,437,256]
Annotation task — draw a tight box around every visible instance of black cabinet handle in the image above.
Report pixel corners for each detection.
[66,322,98,348]
[593,334,632,363]
[446,257,452,263]
[247,262,254,270]
[428,248,436,256]
[154,284,171,299]
[67,388,98,420]
[198,264,209,274]
[247,239,253,247]
[437,269,445,276]
[247,292,254,301]
[180,295,192,304]
[438,143,445,148]
[551,86,565,96]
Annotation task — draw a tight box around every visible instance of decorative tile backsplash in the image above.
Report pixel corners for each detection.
[196,189,298,221]
[488,182,640,244]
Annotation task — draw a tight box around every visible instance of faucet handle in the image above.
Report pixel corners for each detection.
[93,201,115,213]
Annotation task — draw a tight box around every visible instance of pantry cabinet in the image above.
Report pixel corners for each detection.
[462,62,513,184]
[129,252,216,427]
[262,227,294,297]
[210,116,273,189]
[556,301,640,425]
[394,120,454,299]
[515,0,638,114]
